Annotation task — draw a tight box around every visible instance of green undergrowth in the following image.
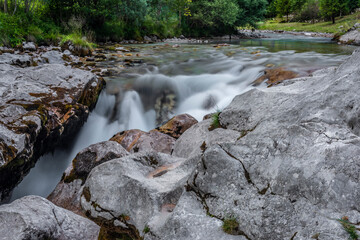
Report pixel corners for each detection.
[258,12,360,34]
[337,218,359,240]
[60,33,96,50]
[222,217,240,235]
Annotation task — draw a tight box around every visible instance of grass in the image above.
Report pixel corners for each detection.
[337,217,359,240]
[208,111,221,131]
[60,33,96,50]
[222,217,240,235]
[258,12,360,34]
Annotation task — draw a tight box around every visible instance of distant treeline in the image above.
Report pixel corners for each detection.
[267,0,360,23]
[0,0,269,46]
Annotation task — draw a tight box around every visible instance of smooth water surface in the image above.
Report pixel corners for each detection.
[10,35,356,201]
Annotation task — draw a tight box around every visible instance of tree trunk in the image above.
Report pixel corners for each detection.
[13,0,18,15]
[332,15,335,24]
[179,10,182,27]
[4,0,8,13]
[286,14,289,22]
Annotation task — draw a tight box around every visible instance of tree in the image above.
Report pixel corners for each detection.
[236,0,267,26]
[275,0,292,22]
[319,0,347,23]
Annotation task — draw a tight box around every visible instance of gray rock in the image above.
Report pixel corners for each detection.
[146,49,360,239]
[0,195,99,240]
[0,63,104,201]
[81,151,196,239]
[41,50,65,64]
[339,24,360,45]
[0,53,34,67]
[48,141,128,215]
[144,36,152,42]
[22,42,36,51]
[172,119,240,158]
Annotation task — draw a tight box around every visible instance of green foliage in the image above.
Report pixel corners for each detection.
[60,33,95,49]
[143,225,150,233]
[209,111,221,131]
[337,218,359,240]
[275,0,292,21]
[222,217,240,235]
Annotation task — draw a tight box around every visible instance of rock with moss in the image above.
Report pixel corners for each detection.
[48,141,128,215]
[0,195,100,240]
[0,63,105,202]
[81,151,196,239]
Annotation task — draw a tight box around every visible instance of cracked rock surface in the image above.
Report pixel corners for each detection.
[81,50,360,239]
[0,195,100,240]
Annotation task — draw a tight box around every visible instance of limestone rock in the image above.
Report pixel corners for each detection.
[48,141,128,215]
[0,195,99,240]
[339,28,360,46]
[0,63,105,201]
[110,129,175,154]
[81,152,196,239]
[172,119,240,158]
[22,42,37,51]
[155,114,198,139]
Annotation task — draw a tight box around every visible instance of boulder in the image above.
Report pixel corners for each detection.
[0,195,99,240]
[339,27,360,45]
[110,129,176,154]
[0,63,105,202]
[172,119,240,158]
[48,141,128,215]
[40,50,65,64]
[155,114,198,139]
[0,53,34,67]
[81,152,196,239]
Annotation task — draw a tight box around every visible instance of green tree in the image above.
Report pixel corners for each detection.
[319,0,347,23]
[236,0,268,26]
[275,0,292,22]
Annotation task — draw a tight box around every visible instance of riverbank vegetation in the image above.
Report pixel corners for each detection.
[0,0,268,47]
[260,0,360,33]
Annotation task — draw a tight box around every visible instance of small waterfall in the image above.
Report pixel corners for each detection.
[9,38,353,202]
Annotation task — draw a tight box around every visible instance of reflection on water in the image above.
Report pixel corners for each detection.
[10,35,356,202]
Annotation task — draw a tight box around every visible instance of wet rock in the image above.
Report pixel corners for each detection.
[155,114,198,139]
[22,42,37,51]
[0,63,105,201]
[253,67,298,87]
[48,141,128,216]
[110,129,175,154]
[81,151,196,240]
[172,119,239,158]
[155,90,177,125]
[0,195,100,240]
[62,42,92,57]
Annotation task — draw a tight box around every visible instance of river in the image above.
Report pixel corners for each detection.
[10,34,356,201]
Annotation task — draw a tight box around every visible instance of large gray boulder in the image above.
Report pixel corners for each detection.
[0,195,100,240]
[81,151,197,239]
[48,141,129,215]
[0,63,105,202]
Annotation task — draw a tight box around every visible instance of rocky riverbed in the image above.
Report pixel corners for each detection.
[0,37,359,240]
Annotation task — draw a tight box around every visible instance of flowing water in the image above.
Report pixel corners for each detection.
[10,34,356,201]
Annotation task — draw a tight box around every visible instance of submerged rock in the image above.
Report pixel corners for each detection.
[0,63,105,202]
[0,195,99,240]
[48,141,128,215]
